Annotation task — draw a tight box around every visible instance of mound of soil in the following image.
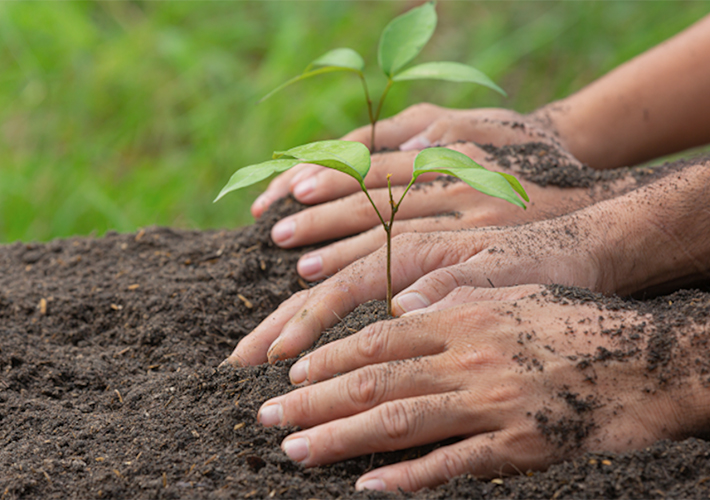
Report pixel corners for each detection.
[2,197,710,499]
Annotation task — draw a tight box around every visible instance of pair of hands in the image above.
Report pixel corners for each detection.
[229,104,644,490]
[250,104,594,281]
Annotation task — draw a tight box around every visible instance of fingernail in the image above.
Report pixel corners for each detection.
[293,177,317,200]
[297,254,323,278]
[356,478,386,491]
[258,403,283,426]
[399,136,430,152]
[394,291,430,313]
[272,220,295,244]
[282,436,309,462]
[255,192,269,206]
[290,359,309,385]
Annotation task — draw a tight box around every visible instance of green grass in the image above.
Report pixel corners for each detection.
[1,1,707,243]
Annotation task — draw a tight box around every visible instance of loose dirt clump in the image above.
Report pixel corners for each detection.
[2,198,710,499]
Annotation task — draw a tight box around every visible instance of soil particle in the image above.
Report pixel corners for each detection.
[546,285,710,389]
[476,141,707,190]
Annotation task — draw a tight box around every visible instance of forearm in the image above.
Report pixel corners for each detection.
[590,161,710,295]
[536,15,710,169]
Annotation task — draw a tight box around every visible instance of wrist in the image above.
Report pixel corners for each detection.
[583,164,710,295]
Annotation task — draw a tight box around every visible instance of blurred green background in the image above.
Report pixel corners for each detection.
[1,1,707,243]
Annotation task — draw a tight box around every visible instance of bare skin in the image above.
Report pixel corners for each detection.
[249,15,710,281]
[254,284,710,492]
[276,141,633,281]
[225,163,710,366]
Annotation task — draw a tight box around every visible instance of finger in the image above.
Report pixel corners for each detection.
[289,150,420,205]
[296,215,474,281]
[399,285,544,317]
[355,430,541,492]
[399,118,453,151]
[225,290,310,366]
[260,355,449,429]
[265,231,483,362]
[288,313,447,385]
[392,261,492,316]
[342,103,448,150]
[279,391,501,468]
[251,163,312,218]
[273,174,485,250]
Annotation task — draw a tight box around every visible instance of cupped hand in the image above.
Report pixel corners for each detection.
[255,285,692,491]
[226,210,610,366]
[270,141,599,281]
[251,103,564,218]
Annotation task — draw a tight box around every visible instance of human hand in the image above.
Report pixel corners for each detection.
[270,141,605,281]
[227,212,610,366]
[255,285,700,491]
[251,103,564,218]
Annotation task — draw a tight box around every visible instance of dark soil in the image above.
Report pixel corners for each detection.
[3,196,710,499]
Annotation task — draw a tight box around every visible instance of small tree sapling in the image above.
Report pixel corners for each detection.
[216,3,529,315]
[259,1,506,152]
[215,141,528,316]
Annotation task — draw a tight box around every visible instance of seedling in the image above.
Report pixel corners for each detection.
[259,1,506,152]
[215,141,528,316]
[215,2,529,315]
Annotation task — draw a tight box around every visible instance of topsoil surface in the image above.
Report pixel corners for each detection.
[3,177,710,498]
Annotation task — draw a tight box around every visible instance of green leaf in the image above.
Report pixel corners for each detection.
[214,159,300,202]
[498,172,530,202]
[309,48,365,72]
[274,140,371,183]
[413,147,484,171]
[413,148,527,208]
[392,61,506,96]
[378,1,437,78]
[259,66,360,103]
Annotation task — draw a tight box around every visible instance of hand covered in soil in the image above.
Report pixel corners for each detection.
[226,162,710,367]
[255,285,707,491]
[267,141,605,282]
[250,103,564,220]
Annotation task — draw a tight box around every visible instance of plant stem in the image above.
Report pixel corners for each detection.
[359,74,376,153]
[386,174,395,316]
[370,79,393,154]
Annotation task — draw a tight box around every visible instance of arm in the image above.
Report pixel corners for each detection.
[227,158,710,366]
[252,14,710,218]
[542,14,710,169]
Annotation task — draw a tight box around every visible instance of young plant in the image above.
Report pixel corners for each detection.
[214,140,528,316]
[259,1,505,152]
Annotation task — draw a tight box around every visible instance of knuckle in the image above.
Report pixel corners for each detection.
[356,323,388,360]
[427,266,470,291]
[284,389,314,424]
[437,448,468,481]
[377,400,415,442]
[345,366,384,407]
[453,345,499,371]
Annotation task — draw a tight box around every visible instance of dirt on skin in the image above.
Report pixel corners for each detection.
[3,194,710,498]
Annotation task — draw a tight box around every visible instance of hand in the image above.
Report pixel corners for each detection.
[228,162,710,367]
[227,214,610,366]
[251,103,565,218]
[270,141,612,281]
[255,285,700,491]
